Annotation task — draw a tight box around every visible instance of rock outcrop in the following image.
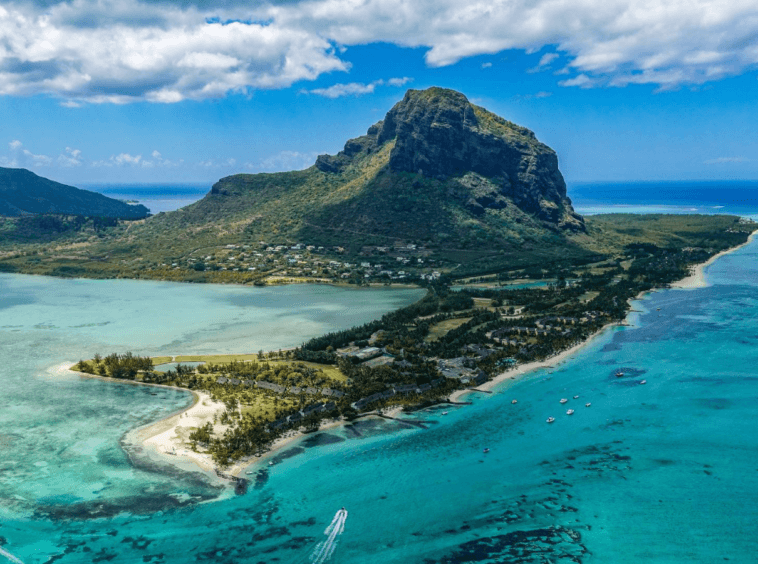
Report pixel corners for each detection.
[316,87,584,232]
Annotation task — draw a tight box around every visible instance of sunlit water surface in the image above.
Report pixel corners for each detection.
[1,239,758,563]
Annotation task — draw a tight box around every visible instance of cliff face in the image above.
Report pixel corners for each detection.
[317,87,584,232]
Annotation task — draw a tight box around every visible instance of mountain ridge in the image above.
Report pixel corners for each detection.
[0,167,150,219]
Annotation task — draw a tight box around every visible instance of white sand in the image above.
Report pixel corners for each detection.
[670,230,756,289]
[135,391,228,473]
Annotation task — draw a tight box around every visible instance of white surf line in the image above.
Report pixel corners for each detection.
[310,508,348,564]
[0,547,24,564]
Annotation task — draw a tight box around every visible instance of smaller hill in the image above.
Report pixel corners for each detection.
[0,167,149,219]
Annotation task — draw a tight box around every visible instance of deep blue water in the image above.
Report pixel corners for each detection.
[569,180,758,217]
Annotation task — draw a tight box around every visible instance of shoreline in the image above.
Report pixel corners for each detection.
[670,230,757,289]
[68,231,757,483]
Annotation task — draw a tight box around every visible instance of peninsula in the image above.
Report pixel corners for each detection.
[4,87,751,479]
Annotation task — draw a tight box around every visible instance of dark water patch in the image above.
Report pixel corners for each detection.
[271,446,305,464]
[122,535,153,550]
[252,468,269,490]
[596,358,618,365]
[92,547,118,562]
[428,525,588,563]
[601,343,622,352]
[142,554,166,562]
[34,490,218,521]
[692,397,733,410]
[301,432,345,448]
[290,517,317,527]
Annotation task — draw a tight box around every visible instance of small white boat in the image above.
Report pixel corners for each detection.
[546,417,555,423]
[511,399,517,404]
[615,371,624,378]
[566,409,575,415]
[640,380,647,385]
[441,411,448,415]
[573,395,579,399]
[559,398,568,404]
[483,448,490,453]
[268,461,274,466]
[585,402,591,407]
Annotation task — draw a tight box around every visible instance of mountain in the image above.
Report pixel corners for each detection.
[0,167,149,219]
[144,88,584,258]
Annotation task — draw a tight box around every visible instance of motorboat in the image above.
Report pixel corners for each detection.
[566,409,574,415]
[546,417,555,423]
[615,371,624,378]
[559,398,568,404]
[573,395,579,399]
[441,411,448,415]
[585,402,591,407]
[640,380,647,385]
[511,399,518,404]
[483,448,490,453]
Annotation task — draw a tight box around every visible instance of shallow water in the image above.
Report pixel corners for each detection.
[1,239,758,563]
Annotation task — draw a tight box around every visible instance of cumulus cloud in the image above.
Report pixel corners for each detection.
[58,147,83,167]
[9,141,54,167]
[0,0,757,103]
[304,77,412,98]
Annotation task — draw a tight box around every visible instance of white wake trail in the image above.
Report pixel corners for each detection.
[310,509,348,564]
[0,547,24,564]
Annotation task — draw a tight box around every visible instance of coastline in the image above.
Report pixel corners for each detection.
[670,230,757,289]
[449,323,625,402]
[71,231,757,483]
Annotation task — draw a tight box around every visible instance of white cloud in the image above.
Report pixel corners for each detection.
[481,62,492,69]
[559,74,595,88]
[704,156,749,164]
[58,146,82,167]
[0,0,756,104]
[9,140,22,150]
[304,76,412,98]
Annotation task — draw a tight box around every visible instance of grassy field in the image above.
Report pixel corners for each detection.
[425,316,473,342]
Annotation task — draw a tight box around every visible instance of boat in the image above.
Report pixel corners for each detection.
[615,371,624,378]
[268,461,274,466]
[546,417,555,423]
[441,411,448,415]
[585,402,591,407]
[573,395,579,399]
[566,409,575,415]
[559,398,568,404]
[640,380,647,385]
[511,399,517,404]
[483,448,490,453]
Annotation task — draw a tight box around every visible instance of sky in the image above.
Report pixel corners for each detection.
[0,0,756,187]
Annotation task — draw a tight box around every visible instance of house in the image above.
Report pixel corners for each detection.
[256,381,286,394]
[289,386,302,394]
[304,387,319,395]
[216,377,228,384]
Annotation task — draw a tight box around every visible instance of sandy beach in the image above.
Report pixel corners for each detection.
[449,323,624,402]
[670,230,756,289]
[69,229,757,482]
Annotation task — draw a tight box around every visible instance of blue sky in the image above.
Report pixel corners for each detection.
[0,0,756,186]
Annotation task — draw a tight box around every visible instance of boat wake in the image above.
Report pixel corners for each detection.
[0,546,24,564]
[310,508,348,564]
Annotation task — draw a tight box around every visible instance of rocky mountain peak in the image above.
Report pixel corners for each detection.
[316,87,584,232]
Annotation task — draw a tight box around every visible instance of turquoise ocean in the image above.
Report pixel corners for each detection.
[1,182,758,563]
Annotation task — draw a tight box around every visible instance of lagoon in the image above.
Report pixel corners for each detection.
[1,237,758,562]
